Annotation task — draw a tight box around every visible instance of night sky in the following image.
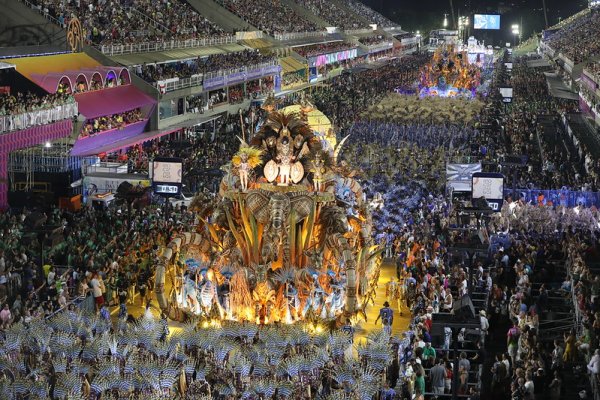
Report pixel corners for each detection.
[363,0,589,45]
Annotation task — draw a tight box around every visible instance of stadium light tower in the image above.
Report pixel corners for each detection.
[511,24,520,46]
[458,16,469,43]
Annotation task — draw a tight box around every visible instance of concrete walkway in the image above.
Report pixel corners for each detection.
[354,258,411,343]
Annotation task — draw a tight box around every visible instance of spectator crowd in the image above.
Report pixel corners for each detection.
[545,9,600,64]
[294,0,366,30]
[217,0,317,35]
[341,0,396,27]
[358,35,392,47]
[30,0,229,46]
[135,50,276,84]
[80,108,144,138]
[0,91,74,117]
[294,42,356,58]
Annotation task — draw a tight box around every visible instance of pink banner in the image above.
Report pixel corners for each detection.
[75,85,155,119]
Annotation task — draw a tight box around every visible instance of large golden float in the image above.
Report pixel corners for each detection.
[155,104,382,325]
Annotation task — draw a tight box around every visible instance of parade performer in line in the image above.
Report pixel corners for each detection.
[375,301,394,336]
[386,277,403,316]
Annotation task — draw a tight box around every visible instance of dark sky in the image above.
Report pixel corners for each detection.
[363,0,589,45]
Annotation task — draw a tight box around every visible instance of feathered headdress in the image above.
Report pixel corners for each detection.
[232,137,264,168]
[263,111,313,140]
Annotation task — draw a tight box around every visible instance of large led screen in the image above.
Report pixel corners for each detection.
[472,172,505,210]
[474,14,500,30]
[152,159,183,184]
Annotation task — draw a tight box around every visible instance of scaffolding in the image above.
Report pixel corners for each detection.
[8,139,97,193]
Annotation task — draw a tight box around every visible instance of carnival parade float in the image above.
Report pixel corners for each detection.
[155,99,383,327]
[419,44,482,99]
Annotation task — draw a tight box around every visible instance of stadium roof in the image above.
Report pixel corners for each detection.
[8,53,100,79]
[544,72,579,100]
[526,59,552,68]
[71,124,182,156]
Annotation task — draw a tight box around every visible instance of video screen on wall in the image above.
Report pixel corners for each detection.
[474,14,501,30]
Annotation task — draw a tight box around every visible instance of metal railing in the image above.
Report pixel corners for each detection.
[0,102,78,133]
[565,254,583,335]
[155,75,204,93]
[344,28,374,35]
[583,67,600,87]
[274,31,328,41]
[84,162,128,175]
[204,60,278,79]
[153,60,278,93]
[363,42,394,53]
[98,35,236,56]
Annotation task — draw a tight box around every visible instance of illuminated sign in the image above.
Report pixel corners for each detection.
[474,14,501,30]
[155,185,179,194]
[152,157,183,196]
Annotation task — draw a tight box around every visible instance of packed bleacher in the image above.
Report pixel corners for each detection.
[0,91,73,116]
[585,61,600,83]
[509,58,594,190]
[216,0,318,35]
[294,0,367,30]
[80,109,144,138]
[544,10,600,64]
[30,0,228,45]
[135,50,276,84]
[358,34,391,46]
[0,91,78,133]
[341,0,396,27]
[294,41,356,58]
[545,7,590,32]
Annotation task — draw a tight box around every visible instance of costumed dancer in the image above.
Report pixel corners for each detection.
[232,139,263,192]
[341,318,355,361]
[219,271,232,319]
[197,268,218,317]
[285,281,299,322]
[375,301,394,336]
[303,273,323,317]
[386,277,402,316]
[311,152,326,192]
[182,271,199,313]
[328,285,345,318]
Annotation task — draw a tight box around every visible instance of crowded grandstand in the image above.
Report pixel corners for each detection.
[0,0,598,399]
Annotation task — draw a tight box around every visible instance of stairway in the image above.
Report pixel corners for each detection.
[186,0,257,33]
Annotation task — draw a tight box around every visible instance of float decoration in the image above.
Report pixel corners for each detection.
[157,109,383,325]
[419,44,481,99]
